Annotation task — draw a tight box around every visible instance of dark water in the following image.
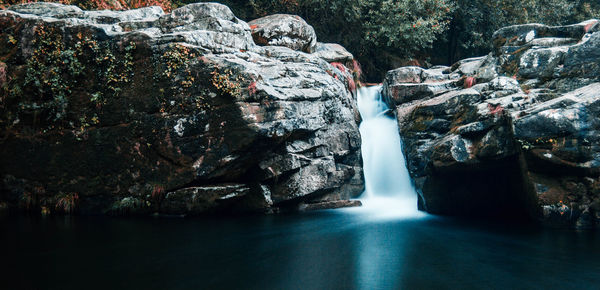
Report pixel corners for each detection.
[2,210,599,290]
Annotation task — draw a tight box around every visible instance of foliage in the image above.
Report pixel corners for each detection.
[23,25,77,124]
[436,0,600,64]
[361,0,452,58]
[151,184,165,200]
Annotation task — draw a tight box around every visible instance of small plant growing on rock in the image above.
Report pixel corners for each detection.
[154,44,213,111]
[211,68,242,97]
[55,193,79,214]
[330,62,346,73]
[161,44,196,79]
[23,24,76,124]
[41,206,51,216]
[247,81,258,96]
[464,76,476,88]
[517,139,533,151]
[151,184,166,200]
[487,103,504,117]
[330,61,358,92]
[20,191,35,210]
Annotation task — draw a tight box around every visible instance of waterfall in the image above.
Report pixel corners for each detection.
[354,85,422,218]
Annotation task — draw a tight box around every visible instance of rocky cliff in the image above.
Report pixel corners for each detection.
[384,20,600,229]
[0,3,363,216]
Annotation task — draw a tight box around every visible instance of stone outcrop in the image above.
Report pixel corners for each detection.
[384,19,600,229]
[248,14,317,53]
[314,43,353,63]
[0,3,363,216]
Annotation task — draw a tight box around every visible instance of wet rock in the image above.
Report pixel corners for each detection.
[299,199,362,211]
[563,31,600,79]
[159,184,251,215]
[248,14,317,53]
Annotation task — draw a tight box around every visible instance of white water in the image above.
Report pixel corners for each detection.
[351,85,423,219]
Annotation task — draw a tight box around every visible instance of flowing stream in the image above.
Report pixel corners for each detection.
[353,85,421,218]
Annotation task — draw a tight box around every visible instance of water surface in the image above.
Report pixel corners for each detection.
[2,211,599,289]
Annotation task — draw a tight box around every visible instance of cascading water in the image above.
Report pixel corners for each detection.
[353,85,422,218]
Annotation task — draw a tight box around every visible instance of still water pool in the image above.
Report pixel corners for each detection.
[2,209,599,289]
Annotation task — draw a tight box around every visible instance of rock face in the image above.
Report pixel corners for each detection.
[385,19,600,229]
[0,3,363,216]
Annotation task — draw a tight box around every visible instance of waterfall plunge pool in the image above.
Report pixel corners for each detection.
[2,212,599,289]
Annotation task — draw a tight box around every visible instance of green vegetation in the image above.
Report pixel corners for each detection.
[439,0,600,64]
[211,68,243,97]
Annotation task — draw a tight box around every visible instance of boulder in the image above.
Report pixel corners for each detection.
[314,42,353,63]
[382,66,457,106]
[0,3,363,216]
[248,14,317,53]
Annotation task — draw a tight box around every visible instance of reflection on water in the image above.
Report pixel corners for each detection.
[2,212,599,290]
